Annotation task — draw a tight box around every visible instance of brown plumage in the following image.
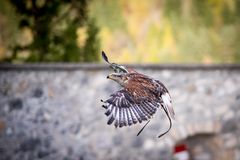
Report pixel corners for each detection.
[101,51,175,138]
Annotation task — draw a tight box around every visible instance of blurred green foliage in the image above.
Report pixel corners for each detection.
[0,0,239,63]
[0,0,100,63]
[90,0,240,63]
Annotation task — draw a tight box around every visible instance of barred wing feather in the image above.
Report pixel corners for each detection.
[102,90,160,128]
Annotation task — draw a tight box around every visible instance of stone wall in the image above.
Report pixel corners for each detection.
[0,64,239,160]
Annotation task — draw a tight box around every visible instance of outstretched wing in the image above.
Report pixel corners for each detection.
[101,89,161,128]
[102,51,129,73]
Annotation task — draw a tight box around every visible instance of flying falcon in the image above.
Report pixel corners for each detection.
[101,51,175,138]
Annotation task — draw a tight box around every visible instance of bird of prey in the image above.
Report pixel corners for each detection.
[101,51,175,138]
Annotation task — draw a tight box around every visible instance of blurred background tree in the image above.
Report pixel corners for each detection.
[0,0,239,63]
[0,0,100,63]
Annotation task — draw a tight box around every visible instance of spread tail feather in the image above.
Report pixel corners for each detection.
[161,93,175,120]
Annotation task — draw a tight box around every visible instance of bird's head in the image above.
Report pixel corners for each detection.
[107,73,129,86]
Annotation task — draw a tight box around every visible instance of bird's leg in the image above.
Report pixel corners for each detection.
[136,120,151,136]
[157,107,172,138]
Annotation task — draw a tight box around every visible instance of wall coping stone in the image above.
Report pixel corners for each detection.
[0,63,240,71]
